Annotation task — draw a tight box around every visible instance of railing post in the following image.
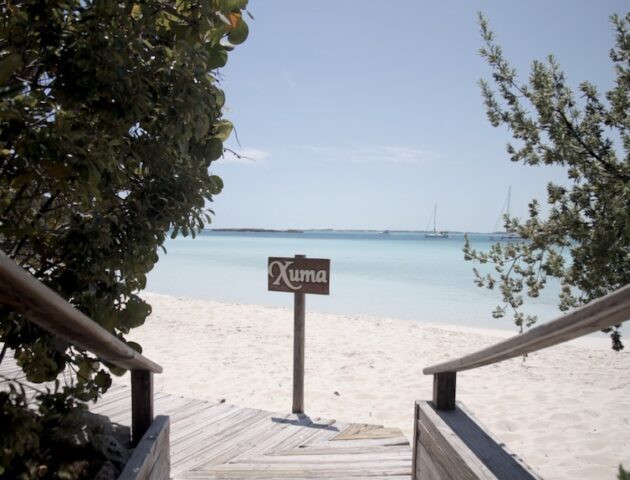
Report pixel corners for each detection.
[131,369,154,446]
[433,372,456,410]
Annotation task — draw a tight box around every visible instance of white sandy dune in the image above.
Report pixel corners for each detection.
[126,292,630,479]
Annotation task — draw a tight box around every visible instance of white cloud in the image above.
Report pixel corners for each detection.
[220,148,270,165]
[309,146,440,165]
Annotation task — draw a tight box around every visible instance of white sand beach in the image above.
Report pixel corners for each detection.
[127,292,630,480]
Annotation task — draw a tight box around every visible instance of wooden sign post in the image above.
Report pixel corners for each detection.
[268,254,330,414]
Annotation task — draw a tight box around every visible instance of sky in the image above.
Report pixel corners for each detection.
[209,0,627,232]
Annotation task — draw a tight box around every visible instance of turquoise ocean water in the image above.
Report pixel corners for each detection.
[146,231,563,331]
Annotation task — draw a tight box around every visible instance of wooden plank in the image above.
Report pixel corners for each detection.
[0,251,162,373]
[171,409,269,476]
[439,402,540,479]
[267,419,348,455]
[417,403,494,480]
[90,388,135,415]
[417,441,448,480]
[181,471,410,480]
[332,423,405,441]
[132,370,154,446]
[168,403,236,440]
[190,412,292,467]
[170,406,256,449]
[155,395,206,420]
[170,407,245,476]
[119,415,170,480]
[235,451,411,464]
[169,404,239,443]
[283,444,410,456]
[155,395,212,419]
[293,437,409,453]
[415,401,540,480]
[225,415,322,463]
[203,461,411,474]
[172,408,268,457]
[412,402,419,480]
[155,395,210,418]
[424,283,630,375]
[432,372,456,410]
[0,358,411,480]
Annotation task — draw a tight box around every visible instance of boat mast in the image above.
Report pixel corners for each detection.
[506,186,511,232]
[433,203,437,233]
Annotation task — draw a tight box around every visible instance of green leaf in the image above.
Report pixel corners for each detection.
[213,119,233,141]
[221,0,249,11]
[227,17,249,45]
[0,52,23,85]
[207,45,228,69]
[209,175,224,194]
[94,370,112,389]
[205,137,224,161]
[195,114,210,140]
[126,341,143,354]
[214,89,226,109]
[105,363,127,377]
[131,3,142,20]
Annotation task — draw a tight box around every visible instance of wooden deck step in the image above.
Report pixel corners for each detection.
[1,355,412,479]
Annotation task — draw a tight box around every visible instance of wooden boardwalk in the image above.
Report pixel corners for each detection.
[1,359,412,479]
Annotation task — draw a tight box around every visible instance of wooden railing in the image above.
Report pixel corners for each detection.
[424,284,630,410]
[0,250,162,446]
[414,284,630,479]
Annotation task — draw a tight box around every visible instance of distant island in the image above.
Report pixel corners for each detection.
[207,228,480,235]
[210,228,305,233]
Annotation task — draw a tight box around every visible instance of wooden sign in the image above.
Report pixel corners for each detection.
[268,254,330,414]
[268,257,331,295]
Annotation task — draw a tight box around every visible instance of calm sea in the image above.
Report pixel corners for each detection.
[145,231,563,331]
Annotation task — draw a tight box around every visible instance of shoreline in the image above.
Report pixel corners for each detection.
[142,291,615,350]
[127,292,629,479]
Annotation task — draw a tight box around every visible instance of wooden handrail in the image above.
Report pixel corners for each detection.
[417,286,630,477]
[424,283,630,375]
[0,250,162,373]
[0,249,162,444]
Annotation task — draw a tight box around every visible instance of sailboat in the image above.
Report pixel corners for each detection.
[424,203,449,238]
[494,186,521,240]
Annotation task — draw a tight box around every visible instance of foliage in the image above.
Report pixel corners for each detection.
[619,465,630,480]
[0,0,249,475]
[1,380,132,478]
[464,13,630,348]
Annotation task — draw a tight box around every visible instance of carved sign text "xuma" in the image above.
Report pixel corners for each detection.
[267,257,331,295]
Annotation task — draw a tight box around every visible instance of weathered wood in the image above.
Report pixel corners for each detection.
[424,283,630,375]
[132,370,154,446]
[119,415,170,480]
[332,423,404,441]
[171,409,268,475]
[0,358,411,480]
[287,442,410,455]
[412,402,419,480]
[293,254,306,414]
[255,417,340,457]
[0,251,162,373]
[432,372,456,410]
[191,413,290,466]
[414,401,540,480]
[226,414,318,463]
[268,256,331,295]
